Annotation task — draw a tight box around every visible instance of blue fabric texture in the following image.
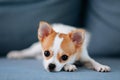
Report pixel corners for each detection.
[0,0,81,55]
[86,0,120,57]
[0,58,120,80]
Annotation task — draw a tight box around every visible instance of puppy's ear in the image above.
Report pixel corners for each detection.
[69,29,85,47]
[38,21,54,41]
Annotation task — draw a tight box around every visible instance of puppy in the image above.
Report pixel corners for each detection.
[7,21,111,72]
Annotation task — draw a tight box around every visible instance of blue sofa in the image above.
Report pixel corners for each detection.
[0,58,120,80]
[0,0,120,80]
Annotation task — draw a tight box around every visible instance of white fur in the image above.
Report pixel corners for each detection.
[7,42,42,59]
[7,23,111,72]
[51,34,63,55]
[64,64,77,72]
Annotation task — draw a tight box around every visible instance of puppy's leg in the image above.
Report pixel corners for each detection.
[7,42,42,59]
[63,64,77,72]
[80,49,111,72]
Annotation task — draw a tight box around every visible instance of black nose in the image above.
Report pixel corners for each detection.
[48,63,56,71]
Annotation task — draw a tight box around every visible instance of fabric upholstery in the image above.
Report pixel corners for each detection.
[86,0,120,57]
[0,58,120,80]
[0,0,81,56]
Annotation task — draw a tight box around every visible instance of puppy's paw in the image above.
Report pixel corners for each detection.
[94,64,111,72]
[7,51,22,59]
[63,64,77,72]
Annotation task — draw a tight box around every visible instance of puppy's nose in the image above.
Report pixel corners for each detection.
[48,63,56,71]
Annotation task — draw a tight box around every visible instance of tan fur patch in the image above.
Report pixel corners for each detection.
[60,34,76,56]
[59,32,84,63]
[57,52,63,63]
[41,32,57,50]
[56,34,80,63]
[40,31,57,60]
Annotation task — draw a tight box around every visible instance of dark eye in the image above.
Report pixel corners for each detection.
[61,55,68,61]
[44,50,50,57]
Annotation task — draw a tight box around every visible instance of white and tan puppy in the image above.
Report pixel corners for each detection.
[7,21,111,72]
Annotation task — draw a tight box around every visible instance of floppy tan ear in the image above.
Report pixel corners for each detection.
[38,21,54,41]
[69,29,85,47]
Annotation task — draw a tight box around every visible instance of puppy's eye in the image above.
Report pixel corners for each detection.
[61,55,68,61]
[44,50,50,57]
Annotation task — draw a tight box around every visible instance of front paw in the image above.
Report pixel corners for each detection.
[94,64,111,72]
[63,64,77,72]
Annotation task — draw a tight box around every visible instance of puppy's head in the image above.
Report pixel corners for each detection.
[38,21,85,72]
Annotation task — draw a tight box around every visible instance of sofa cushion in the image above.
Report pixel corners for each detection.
[0,0,81,56]
[0,58,120,80]
[86,0,120,57]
